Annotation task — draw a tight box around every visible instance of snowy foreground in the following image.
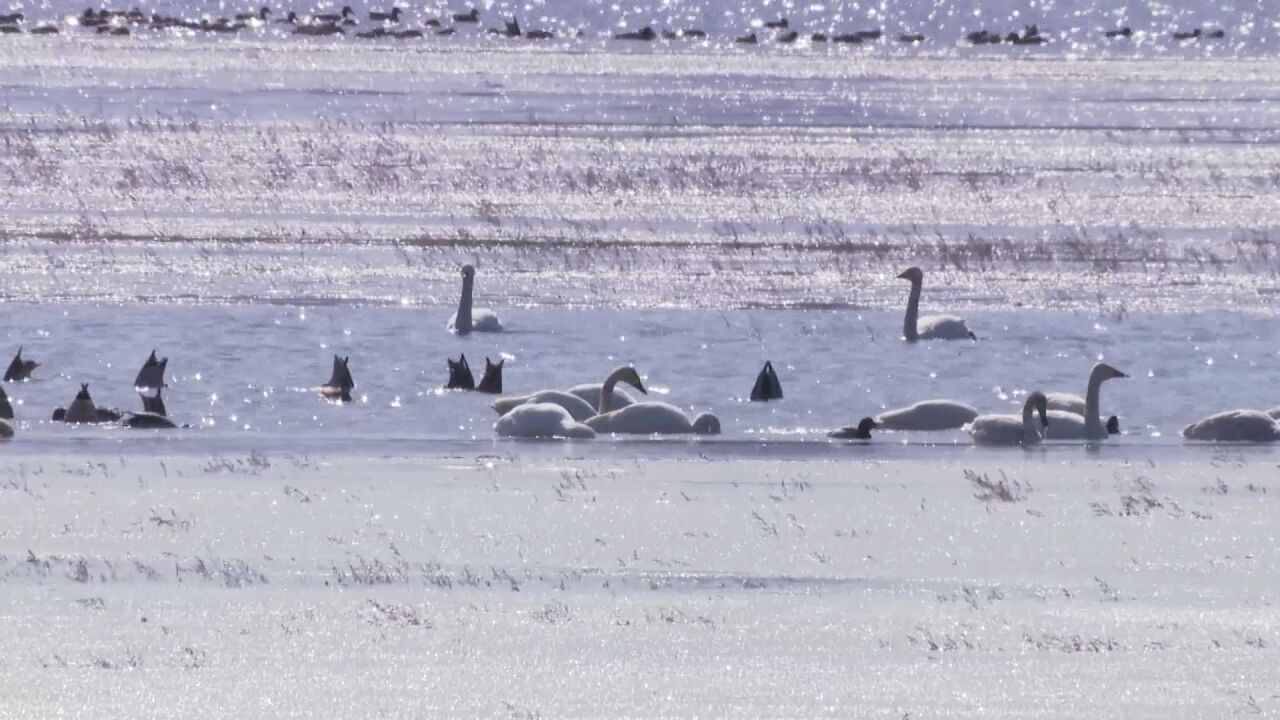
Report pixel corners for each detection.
[1,451,1276,717]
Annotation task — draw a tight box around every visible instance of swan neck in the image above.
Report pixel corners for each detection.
[1085,372,1104,438]
[903,280,921,341]
[456,274,474,332]
[599,369,626,414]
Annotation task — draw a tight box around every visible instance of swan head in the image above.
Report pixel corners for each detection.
[460,263,476,279]
[854,417,878,439]
[897,266,924,283]
[1106,415,1121,435]
[613,366,647,394]
[1091,363,1127,382]
[692,413,721,435]
[1026,391,1049,427]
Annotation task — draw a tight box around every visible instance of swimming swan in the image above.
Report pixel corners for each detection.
[829,417,877,440]
[583,370,721,435]
[495,402,595,439]
[448,264,503,334]
[445,354,475,390]
[476,357,503,394]
[965,392,1049,445]
[492,367,644,419]
[123,387,179,429]
[1041,363,1126,440]
[1183,410,1280,442]
[875,400,978,431]
[53,384,122,424]
[898,267,975,341]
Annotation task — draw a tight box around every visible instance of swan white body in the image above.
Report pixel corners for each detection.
[584,402,721,435]
[495,390,597,422]
[965,392,1048,446]
[1053,363,1127,441]
[494,403,595,439]
[1042,410,1090,439]
[0,419,12,438]
[493,368,645,419]
[876,400,978,431]
[899,267,974,341]
[448,264,503,333]
[1183,410,1280,443]
[1045,392,1086,415]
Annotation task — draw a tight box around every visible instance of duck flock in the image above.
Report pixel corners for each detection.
[0,7,1235,47]
[1,262,1277,445]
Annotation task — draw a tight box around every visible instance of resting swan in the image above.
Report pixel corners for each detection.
[875,400,978,431]
[491,368,642,420]
[583,370,721,435]
[898,267,975,341]
[1183,410,1280,442]
[495,402,595,439]
[965,392,1049,446]
[447,264,503,334]
[1041,363,1126,440]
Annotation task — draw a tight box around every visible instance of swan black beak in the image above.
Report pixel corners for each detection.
[635,380,648,395]
[896,270,910,279]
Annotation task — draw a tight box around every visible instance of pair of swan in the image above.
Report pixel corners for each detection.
[494,366,721,439]
[445,354,503,393]
[447,264,503,334]
[862,363,1126,445]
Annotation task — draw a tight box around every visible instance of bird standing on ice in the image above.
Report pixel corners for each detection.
[898,267,975,341]
[448,264,503,334]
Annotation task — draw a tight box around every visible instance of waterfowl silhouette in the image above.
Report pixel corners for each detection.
[53,384,122,424]
[763,18,787,29]
[448,264,504,334]
[810,32,828,42]
[736,32,758,44]
[829,417,877,440]
[4,347,38,382]
[1203,28,1226,39]
[315,5,353,23]
[234,6,270,21]
[749,361,783,401]
[123,387,179,429]
[661,28,705,39]
[965,392,1049,446]
[966,29,1001,44]
[898,267,975,341]
[446,354,475,390]
[476,357,503,394]
[524,28,553,39]
[134,350,167,392]
[369,7,402,22]
[1007,25,1045,45]
[831,33,863,43]
[0,384,12,420]
[1172,28,1201,40]
[777,31,799,43]
[0,22,20,32]
[614,25,655,41]
[0,12,24,23]
[452,8,479,23]
[1104,27,1132,38]
[294,22,343,35]
[898,32,925,43]
[320,355,355,403]
[30,25,59,33]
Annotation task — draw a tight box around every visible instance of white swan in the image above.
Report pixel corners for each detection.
[492,367,644,419]
[1045,392,1085,415]
[1183,410,1280,443]
[585,404,721,435]
[875,400,978,431]
[965,392,1049,446]
[495,403,595,439]
[447,264,503,334]
[1041,363,1126,441]
[898,267,975,341]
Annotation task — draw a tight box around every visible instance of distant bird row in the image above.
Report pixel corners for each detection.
[2,262,1277,444]
[0,9,1235,45]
